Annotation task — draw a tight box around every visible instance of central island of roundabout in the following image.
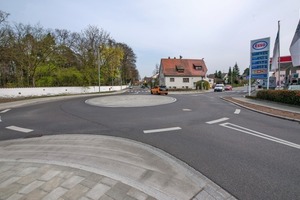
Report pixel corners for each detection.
[85,95,177,107]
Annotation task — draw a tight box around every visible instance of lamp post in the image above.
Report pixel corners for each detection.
[98,45,101,93]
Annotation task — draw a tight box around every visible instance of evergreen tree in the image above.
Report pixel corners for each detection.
[228,67,232,84]
[217,70,222,79]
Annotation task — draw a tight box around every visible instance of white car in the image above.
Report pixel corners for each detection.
[214,84,224,92]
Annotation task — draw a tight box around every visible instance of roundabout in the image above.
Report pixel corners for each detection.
[85,95,177,107]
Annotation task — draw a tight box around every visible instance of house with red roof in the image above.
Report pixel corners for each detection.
[159,57,208,89]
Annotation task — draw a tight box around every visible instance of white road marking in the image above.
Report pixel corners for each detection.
[234,109,241,114]
[0,109,11,113]
[143,127,182,134]
[220,123,300,149]
[182,109,192,111]
[6,126,33,133]
[206,117,229,124]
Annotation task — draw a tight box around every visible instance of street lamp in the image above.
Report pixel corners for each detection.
[97,45,102,93]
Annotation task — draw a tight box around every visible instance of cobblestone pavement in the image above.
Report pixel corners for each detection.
[0,162,156,200]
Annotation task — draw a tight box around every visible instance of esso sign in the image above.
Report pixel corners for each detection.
[252,41,268,50]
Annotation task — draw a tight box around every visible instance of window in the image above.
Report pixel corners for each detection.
[176,65,184,73]
[193,64,202,70]
[183,78,189,83]
[170,78,174,82]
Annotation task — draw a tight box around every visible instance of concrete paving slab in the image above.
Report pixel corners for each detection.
[0,134,236,200]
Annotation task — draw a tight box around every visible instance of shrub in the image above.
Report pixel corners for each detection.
[196,80,210,90]
[256,90,300,106]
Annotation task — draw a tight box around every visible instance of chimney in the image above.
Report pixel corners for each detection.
[179,55,182,59]
[174,57,176,59]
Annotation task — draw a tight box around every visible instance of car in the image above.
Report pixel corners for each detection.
[224,85,232,91]
[214,84,224,92]
[151,85,168,95]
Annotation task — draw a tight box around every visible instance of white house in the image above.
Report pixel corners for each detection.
[159,57,208,89]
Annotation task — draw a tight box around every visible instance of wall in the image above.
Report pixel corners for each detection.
[0,85,128,98]
[165,76,202,89]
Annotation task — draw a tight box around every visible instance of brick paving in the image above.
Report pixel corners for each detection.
[0,162,155,200]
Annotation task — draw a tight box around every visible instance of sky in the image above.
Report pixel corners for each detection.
[1,0,300,78]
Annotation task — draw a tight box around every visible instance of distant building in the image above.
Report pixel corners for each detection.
[270,56,300,86]
[159,57,208,89]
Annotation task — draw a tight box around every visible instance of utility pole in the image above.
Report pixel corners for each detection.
[98,45,102,93]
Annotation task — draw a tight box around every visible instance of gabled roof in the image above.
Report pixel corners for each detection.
[160,58,207,77]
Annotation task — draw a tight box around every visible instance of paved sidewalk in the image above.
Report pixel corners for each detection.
[0,135,236,200]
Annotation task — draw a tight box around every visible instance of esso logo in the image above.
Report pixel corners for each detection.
[253,41,268,50]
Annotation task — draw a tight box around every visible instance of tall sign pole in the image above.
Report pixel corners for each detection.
[277,21,281,87]
[250,37,271,92]
[248,65,251,96]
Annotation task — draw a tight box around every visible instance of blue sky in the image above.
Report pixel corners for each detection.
[1,0,300,78]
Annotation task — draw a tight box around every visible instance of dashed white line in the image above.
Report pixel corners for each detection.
[206,117,229,124]
[143,127,182,134]
[0,109,11,113]
[6,126,33,133]
[234,109,241,114]
[182,109,192,111]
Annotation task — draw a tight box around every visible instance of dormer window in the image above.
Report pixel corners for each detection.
[176,65,184,73]
[193,64,202,70]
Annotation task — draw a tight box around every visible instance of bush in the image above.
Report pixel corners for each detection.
[256,90,300,106]
[196,80,210,90]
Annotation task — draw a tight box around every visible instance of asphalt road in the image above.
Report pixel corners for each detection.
[0,87,299,200]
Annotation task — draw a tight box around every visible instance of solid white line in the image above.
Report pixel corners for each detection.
[206,117,229,124]
[6,126,33,133]
[0,109,11,113]
[143,127,182,134]
[234,109,241,114]
[220,123,300,149]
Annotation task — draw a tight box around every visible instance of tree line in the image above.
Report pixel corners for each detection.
[214,63,249,85]
[0,10,139,87]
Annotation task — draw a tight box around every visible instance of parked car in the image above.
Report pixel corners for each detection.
[214,84,224,92]
[224,85,232,91]
[151,86,168,95]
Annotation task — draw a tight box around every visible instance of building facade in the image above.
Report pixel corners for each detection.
[270,56,300,86]
[159,57,208,89]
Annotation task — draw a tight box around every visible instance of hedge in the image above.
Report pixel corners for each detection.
[256,90,300,106]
